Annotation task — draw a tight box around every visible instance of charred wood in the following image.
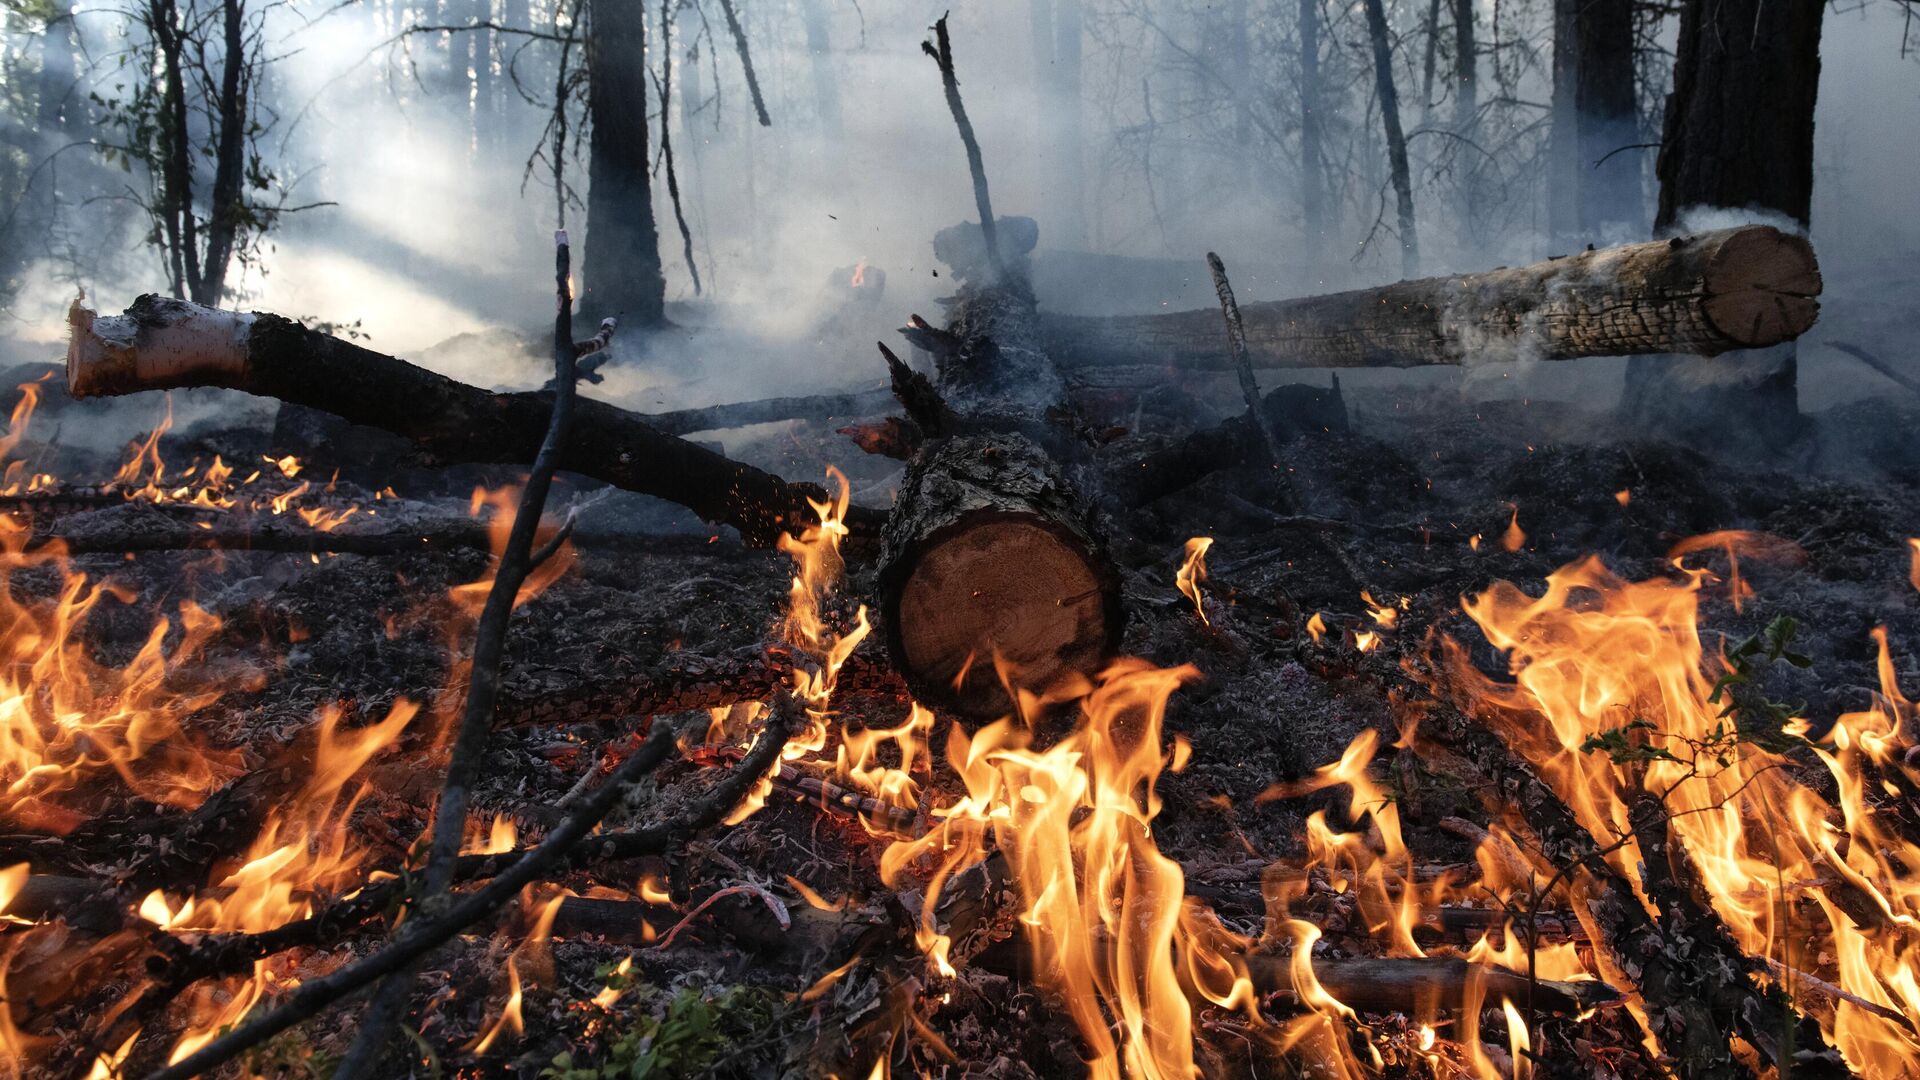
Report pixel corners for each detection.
[642,386,896,436]
[64,296,876,546]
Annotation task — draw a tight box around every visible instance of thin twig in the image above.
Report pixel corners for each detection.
[1827,340,1920,399]
[654,0,702,295]
[922,15,1008,286]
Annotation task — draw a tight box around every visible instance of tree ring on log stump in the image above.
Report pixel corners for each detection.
[1699,226,1821,349]
[878,434,1123,719]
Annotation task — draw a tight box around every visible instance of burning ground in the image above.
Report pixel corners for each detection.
[0,354,1916,1080]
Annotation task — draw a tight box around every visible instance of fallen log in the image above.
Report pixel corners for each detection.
[642,386,895,436]
[877,433,1122,716]
[1244,954,1620,1017]
[1044,226,1819,371]
[63,297,880,547]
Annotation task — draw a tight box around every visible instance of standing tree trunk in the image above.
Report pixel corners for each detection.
[1548,0,1581,247]
[801,0,841,139]
[1450,0,1476,253]
[1575,0,1637,236]
[1297,0,1326,253]
[1620,0,1822,447]
[196,0,247,306]
[1362,0,1418,278]
[582,0,667,326]
[1053,0,1087,250]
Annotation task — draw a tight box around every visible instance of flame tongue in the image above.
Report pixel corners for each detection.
[1449,544,1920,1075]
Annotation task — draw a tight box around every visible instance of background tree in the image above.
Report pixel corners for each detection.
[1619,0,1823,443]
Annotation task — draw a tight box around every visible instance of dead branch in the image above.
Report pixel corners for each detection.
[1387,654,1851,1079]
[64,296,879,546]
[922,16,1009,287]
[1243,955,1618,1017]
[1827,340,1920,399]
[339,235,602,1071]
[1205,251,1287,473]
[139,694,798,1080]
[643,386,896,436]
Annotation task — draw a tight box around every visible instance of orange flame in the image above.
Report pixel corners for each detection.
[1446,543,1920,1074]
[1176,537,1213,625]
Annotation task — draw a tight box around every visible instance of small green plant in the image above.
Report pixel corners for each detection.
[1708,615,1812,753]
[542,986,776,1080]
[240,1024,338,1080]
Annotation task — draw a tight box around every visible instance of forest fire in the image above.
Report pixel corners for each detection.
[0,1,1912,1075]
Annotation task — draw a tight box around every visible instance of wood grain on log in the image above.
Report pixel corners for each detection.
[1043,226,1819,371]
[877,434,1122,718]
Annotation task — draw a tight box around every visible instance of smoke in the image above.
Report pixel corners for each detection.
[1,0,1915,418]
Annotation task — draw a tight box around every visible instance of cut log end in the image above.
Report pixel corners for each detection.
[1700,226,1822,349]
[893,516,1113,712]
[879,435,1123,718]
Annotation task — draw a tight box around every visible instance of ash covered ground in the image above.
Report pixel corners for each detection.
[4,361,1918,1079]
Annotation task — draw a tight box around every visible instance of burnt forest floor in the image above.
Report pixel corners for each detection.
[7,367,1920,1080]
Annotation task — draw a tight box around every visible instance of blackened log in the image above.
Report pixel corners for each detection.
[877,433,1122,718]
[64,297,873,546]
[1043,226,1819,372]
[643,386,895,436]
[1244,954,1618,1017]
[1112,380,1347,507]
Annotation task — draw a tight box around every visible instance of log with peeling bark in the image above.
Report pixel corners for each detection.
[63,297,880,547]
[1043,225,1820,371]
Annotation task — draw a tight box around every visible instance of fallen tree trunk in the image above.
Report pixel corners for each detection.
[64,297,880,547]
[877,433,1121,716]
[1044,225,1819,371]
[643,386,895,436]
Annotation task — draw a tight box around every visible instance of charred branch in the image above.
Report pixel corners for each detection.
[64,296,881,547]
[642,386,896,436]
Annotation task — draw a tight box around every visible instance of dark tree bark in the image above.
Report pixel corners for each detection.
[1450,0,1476,247]
[1362,0,1418,278]
[1621,0,1823,446]
[66,297,858,547]
[1297,0,1326,250]
[1575,0,1638,235]
[1548,0,1581,246]
[1552,0,1640,244]
[800,0,841,137]
[582,0,667,326]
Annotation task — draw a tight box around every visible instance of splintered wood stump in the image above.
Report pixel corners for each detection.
[877,434,1122,718]
[1043,225,1820,371]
